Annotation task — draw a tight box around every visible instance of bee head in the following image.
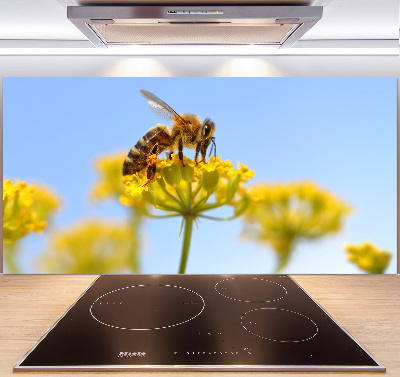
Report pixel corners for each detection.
[202,118,215,140]
[201,119,216,158]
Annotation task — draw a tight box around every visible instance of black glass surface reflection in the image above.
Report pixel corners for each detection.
[15,275,384,372]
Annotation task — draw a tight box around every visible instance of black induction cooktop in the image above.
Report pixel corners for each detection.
[14,274,384,372]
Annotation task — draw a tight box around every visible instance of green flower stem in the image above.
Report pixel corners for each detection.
[187,181,193,208]
[198,200,229,212]
[178,215,194,274]
[174,186,187,208]
[155,203,183,212]
[192,193,212,212]
[274,241,294,273]
[142,211,181,219]
[3,197,8,217]
[130,207,142,273]
[275,251,290,273]
[198,214,240,221]
[191,183,203,202]
[4,244,20,274]
[157,181,182,206]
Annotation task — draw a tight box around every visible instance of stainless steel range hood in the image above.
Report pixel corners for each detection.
[67,5,322,48]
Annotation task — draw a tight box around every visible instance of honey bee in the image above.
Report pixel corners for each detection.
[123,90,216,186]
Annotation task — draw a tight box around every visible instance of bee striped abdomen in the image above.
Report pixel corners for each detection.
[122,125,171,176]
[144,125,171,150]
[123,146,147,176]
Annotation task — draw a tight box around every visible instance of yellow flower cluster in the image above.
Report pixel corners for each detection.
[123,153,255,274]
[122,153,255,216]
[3,179,60,244]
[40,219,140,274]
[243,181,351,271]
[344,242,391,274]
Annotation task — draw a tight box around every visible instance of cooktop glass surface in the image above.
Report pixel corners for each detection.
[15,275,384,372]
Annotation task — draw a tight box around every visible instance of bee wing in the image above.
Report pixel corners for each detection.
[140,89,186,125]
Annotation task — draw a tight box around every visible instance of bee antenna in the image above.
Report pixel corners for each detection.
[209,137,216,157]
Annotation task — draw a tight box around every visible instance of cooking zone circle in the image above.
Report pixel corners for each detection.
[215,277,287,302]
[90,284,205,330]
[241,308,319,342]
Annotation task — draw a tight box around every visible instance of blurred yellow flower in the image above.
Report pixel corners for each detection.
[344,242,391,274]
[40,219,140,274]
[3,179,60,244]
[3,179,23,200]
[90,152,146,207]
[91,152,126,200]
[89,151,146,275]
[123,153,255,273]
[3,179,60,273]
[243,181,351,272]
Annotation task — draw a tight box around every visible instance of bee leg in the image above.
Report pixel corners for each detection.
[143,164,157,187]
[178,138,185,167]
[200,144,207,163]
[143,148,158,187]
[195,142,201,164]
[151,144,158,155]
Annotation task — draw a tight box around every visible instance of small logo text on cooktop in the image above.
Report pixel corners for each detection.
[118,351,146,358]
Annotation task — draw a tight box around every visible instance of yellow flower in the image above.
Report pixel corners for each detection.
[3,179,60,244]
[344,242,392,274]
[123,174,149,196]
[199,156,233,175]
[243,181,351,272]
[122,153,255,274]
[236,163,256,183]
[158,152,181,169]
[123,153,254,216]
[40,219,140,274]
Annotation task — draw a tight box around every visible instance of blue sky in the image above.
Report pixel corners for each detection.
[3,77,397,274]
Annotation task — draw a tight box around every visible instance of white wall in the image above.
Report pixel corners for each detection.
[0,55,398,77]
[1,54,399,272]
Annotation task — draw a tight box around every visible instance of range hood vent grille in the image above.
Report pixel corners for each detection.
[68,5,322,48]
[92,24,298,45]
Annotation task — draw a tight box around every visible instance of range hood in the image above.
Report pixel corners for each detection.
[67,5,323,48]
